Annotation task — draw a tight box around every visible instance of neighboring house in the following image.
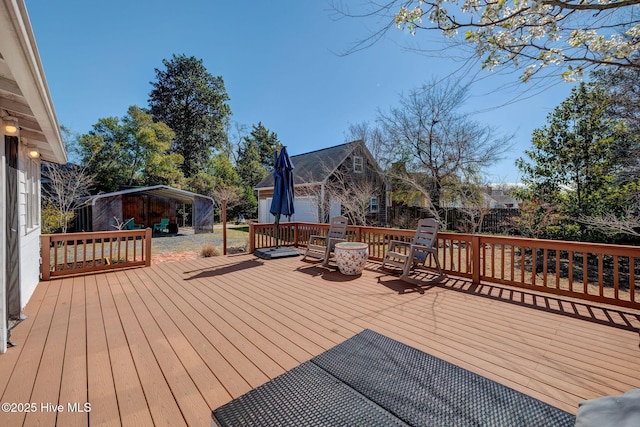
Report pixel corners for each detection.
[485,183,522,209]
[397,181,522,210]
[255,140,389,225]
[1,1,67,352]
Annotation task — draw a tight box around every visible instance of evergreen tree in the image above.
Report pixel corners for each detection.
[516,82,637,240]
[149,54,231,177]
[235,123,281,218]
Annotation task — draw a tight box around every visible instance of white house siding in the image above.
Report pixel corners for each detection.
[18,148,41,311]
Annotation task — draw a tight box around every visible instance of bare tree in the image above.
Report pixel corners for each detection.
[580,208,640,238]
[344,122,389,169]
[447,178,494,234]
[325,169,380,226]
[42,162,95,233]
[379,79,512,221]
[212,184,242,220]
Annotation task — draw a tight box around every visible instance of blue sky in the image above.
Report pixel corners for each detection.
[27,1,576,183]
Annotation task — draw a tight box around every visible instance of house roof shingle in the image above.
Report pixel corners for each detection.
[256,140,364,189]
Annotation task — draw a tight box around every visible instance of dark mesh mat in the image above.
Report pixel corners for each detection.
[312,329,575,427]
[212,361,409,427]
[213,329,576,426]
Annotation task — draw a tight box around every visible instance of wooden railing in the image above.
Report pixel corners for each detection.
[41,229,152,280]
[250,222,640,310]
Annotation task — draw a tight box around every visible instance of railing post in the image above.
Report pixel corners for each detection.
[41,234,51,281]
[294,223,299,247]
[356,226,362,243]
[145,228,152,267]
[249,223,255,253]
[472,235,481,285]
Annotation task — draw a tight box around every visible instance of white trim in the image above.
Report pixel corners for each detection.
[353,156,364,173]
[370,196,379,213]
[0,0,66,164]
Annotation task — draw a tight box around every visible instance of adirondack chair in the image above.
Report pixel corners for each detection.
[381,218,445,282]
[123,218,144,230]
[153,218,169,233]
[302,216,348,266]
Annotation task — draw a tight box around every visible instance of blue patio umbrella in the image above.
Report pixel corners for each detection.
[270,146,295,247]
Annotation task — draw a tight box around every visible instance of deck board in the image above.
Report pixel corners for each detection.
[1,253,639,426]
[56,275,89,427]
[24,277,73,427]
[85,272,120,427]
[109,271,187,426]
[98,268,154,426]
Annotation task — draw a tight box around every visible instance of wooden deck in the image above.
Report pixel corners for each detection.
[1,253,639,426]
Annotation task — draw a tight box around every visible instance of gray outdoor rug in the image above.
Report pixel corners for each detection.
[212,329,576,426]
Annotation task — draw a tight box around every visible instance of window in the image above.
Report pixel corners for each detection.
[370,196,378,213]
[25,157,40,230]
[353,156,363,173]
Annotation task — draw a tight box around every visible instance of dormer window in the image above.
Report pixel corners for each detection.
[353,156,363,173]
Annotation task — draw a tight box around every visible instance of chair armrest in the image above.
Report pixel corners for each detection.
[409,243,435,251]
[308,235,328,245]
[408,244,436,262]
[388,239,411,252]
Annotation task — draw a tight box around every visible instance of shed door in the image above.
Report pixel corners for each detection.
[5,136,20,322]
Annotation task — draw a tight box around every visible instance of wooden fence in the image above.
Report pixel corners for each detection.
[41,229,152,280]
[250,222,640,310]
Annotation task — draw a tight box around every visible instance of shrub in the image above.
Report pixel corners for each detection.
[201,244,220,257]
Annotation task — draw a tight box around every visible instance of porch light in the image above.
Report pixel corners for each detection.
[3,116,18,135]
[28,149,40,158]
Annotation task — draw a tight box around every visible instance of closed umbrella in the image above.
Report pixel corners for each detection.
[270,146,295,247]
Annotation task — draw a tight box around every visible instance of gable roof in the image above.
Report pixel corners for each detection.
[83,185,214,206]
[0,0,66,164]
[256,140,374,189]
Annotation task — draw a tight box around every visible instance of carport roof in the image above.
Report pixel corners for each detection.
[85,185,213,206]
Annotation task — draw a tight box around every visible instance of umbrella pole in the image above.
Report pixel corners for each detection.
[275,216,280,248]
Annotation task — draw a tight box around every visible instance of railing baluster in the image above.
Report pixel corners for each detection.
[500,244,505,280]
[63,240,68,270]
[118,234,123,263]
[598,253,604,297]
[510,245,515,282]
[614,255,619,300]
[555,249,561,289]
[531,246,537,286]
[631,257,636,303]
[491,243,496,278]
[40,230,150,280]
[583,253,588,294]
[542,248,548,288]
[520,245,525,284]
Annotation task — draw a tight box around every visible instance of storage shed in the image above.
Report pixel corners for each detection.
[76,185,214,234]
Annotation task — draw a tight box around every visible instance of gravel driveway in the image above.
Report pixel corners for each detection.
[151,227,249,255]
